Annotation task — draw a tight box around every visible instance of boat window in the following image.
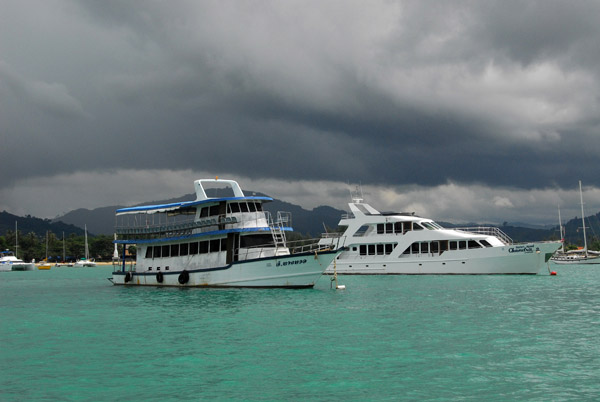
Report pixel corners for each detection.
[468,240,482,249]
[421,242,429,253]
[368,244,376,255]
[411,243,419,254]
[430,241,439,254]
[199,241,209,254]
[413,224,424,231]
[210,239,220,253]
[240,203,249,213]
[180,243,189,256]
[459,241,467,250]
[480,240,492,248]
[449,241,457,251]
[402,246,411,255]
[360,245,367,256]
[385,244,394,254]
[145,246,153,259]
[385,223,393,234]
[422,222,437,230]
[248,202,256,212]
[171,244,179,257]
[200,207,209,218]
[394,222,402,234]
[153,246,162,258]
[377,224,384,234]
[403,223,412,233]
[189,242,199,254]
[229,203,240,213]
[377,244,384,255]
[354,225,370,237]
[209,205,220,216]
[162,245,170,258]
[240,234,274,248]
[221,238,227,251]
[439,241,449,253]
[255,203,263,211]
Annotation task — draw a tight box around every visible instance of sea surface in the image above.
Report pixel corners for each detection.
[1,264,599,401]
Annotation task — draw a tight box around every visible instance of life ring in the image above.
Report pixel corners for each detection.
[124,272,132,283]
[178,270,189,284]
[156,271,164,283]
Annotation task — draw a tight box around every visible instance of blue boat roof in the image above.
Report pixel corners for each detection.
[116,196,272,215]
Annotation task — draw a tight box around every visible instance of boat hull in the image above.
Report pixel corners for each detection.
[111,250,338,288]
[8,263,36,271]
[326,242,560,275]
[552,256,600,265]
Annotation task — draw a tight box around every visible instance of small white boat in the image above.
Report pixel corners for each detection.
[74,225,97,267]
[319,188,561,275]
[552,181,600,265]
[0,250,36,271]
[111,178,339,288]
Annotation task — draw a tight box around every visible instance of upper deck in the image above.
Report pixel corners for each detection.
[114,179,290,243]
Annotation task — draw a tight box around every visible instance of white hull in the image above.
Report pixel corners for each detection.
[552,255,600,265]
[1,263,36,271]
[112,250,337,288]
[327,242,559,275]
[74,261,97,267]
[326,243,559,275]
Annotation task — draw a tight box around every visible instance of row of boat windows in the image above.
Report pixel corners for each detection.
[145,239,228,258]
[354,243,398,256]
[375,221,442,235]
[351,239,492,257]
[143,234,275,259]
[198,202,263,218]
[403,239,492,255]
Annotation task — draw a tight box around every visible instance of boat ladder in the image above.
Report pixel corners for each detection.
[270,212,289,251]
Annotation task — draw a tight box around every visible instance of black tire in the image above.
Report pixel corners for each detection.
[156,271,164,283]
[124,272,132,283]
[178,270,189,284]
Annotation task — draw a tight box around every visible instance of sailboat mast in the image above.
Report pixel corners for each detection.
[15,221,18,258]
[84,224,89,260]
[558,205,565,253]
[579,180,588,256]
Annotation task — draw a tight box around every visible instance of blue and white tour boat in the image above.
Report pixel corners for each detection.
[111,178,339,287]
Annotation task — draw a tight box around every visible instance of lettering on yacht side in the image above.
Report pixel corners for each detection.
[276,259,308,267]
[508,244,534,254]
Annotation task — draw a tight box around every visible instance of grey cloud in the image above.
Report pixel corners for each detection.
[2,0,600,220]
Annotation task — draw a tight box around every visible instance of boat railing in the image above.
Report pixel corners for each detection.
[115,211,271,239]
[235,238,331,261]
[455,226,513,245]
[321,232,345,239]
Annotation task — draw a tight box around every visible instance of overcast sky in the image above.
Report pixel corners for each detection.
[2,0,600,226]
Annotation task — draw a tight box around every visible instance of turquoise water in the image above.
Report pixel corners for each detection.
[1,265,599,401]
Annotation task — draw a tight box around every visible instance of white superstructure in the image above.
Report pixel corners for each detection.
[319,194,561,275]
[111,178,338,287]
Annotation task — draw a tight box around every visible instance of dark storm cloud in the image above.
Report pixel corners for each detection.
[2,0,600,203]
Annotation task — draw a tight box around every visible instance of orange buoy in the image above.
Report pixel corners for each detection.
[550,271,557,276]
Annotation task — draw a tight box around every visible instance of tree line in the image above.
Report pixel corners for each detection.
[0,229,134,262]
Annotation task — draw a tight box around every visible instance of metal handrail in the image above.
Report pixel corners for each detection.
[455,226,513,245]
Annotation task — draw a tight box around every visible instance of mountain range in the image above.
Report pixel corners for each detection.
[3,191,600,246]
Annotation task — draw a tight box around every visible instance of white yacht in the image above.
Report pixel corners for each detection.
[74,224,97,267]
[111,178,339,288]
[319,193,561,275]
[0,250,35,271]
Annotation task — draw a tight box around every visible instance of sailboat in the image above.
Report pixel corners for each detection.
[37,231,52,270]
[552,181,600,264]
[74,225,96,267]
